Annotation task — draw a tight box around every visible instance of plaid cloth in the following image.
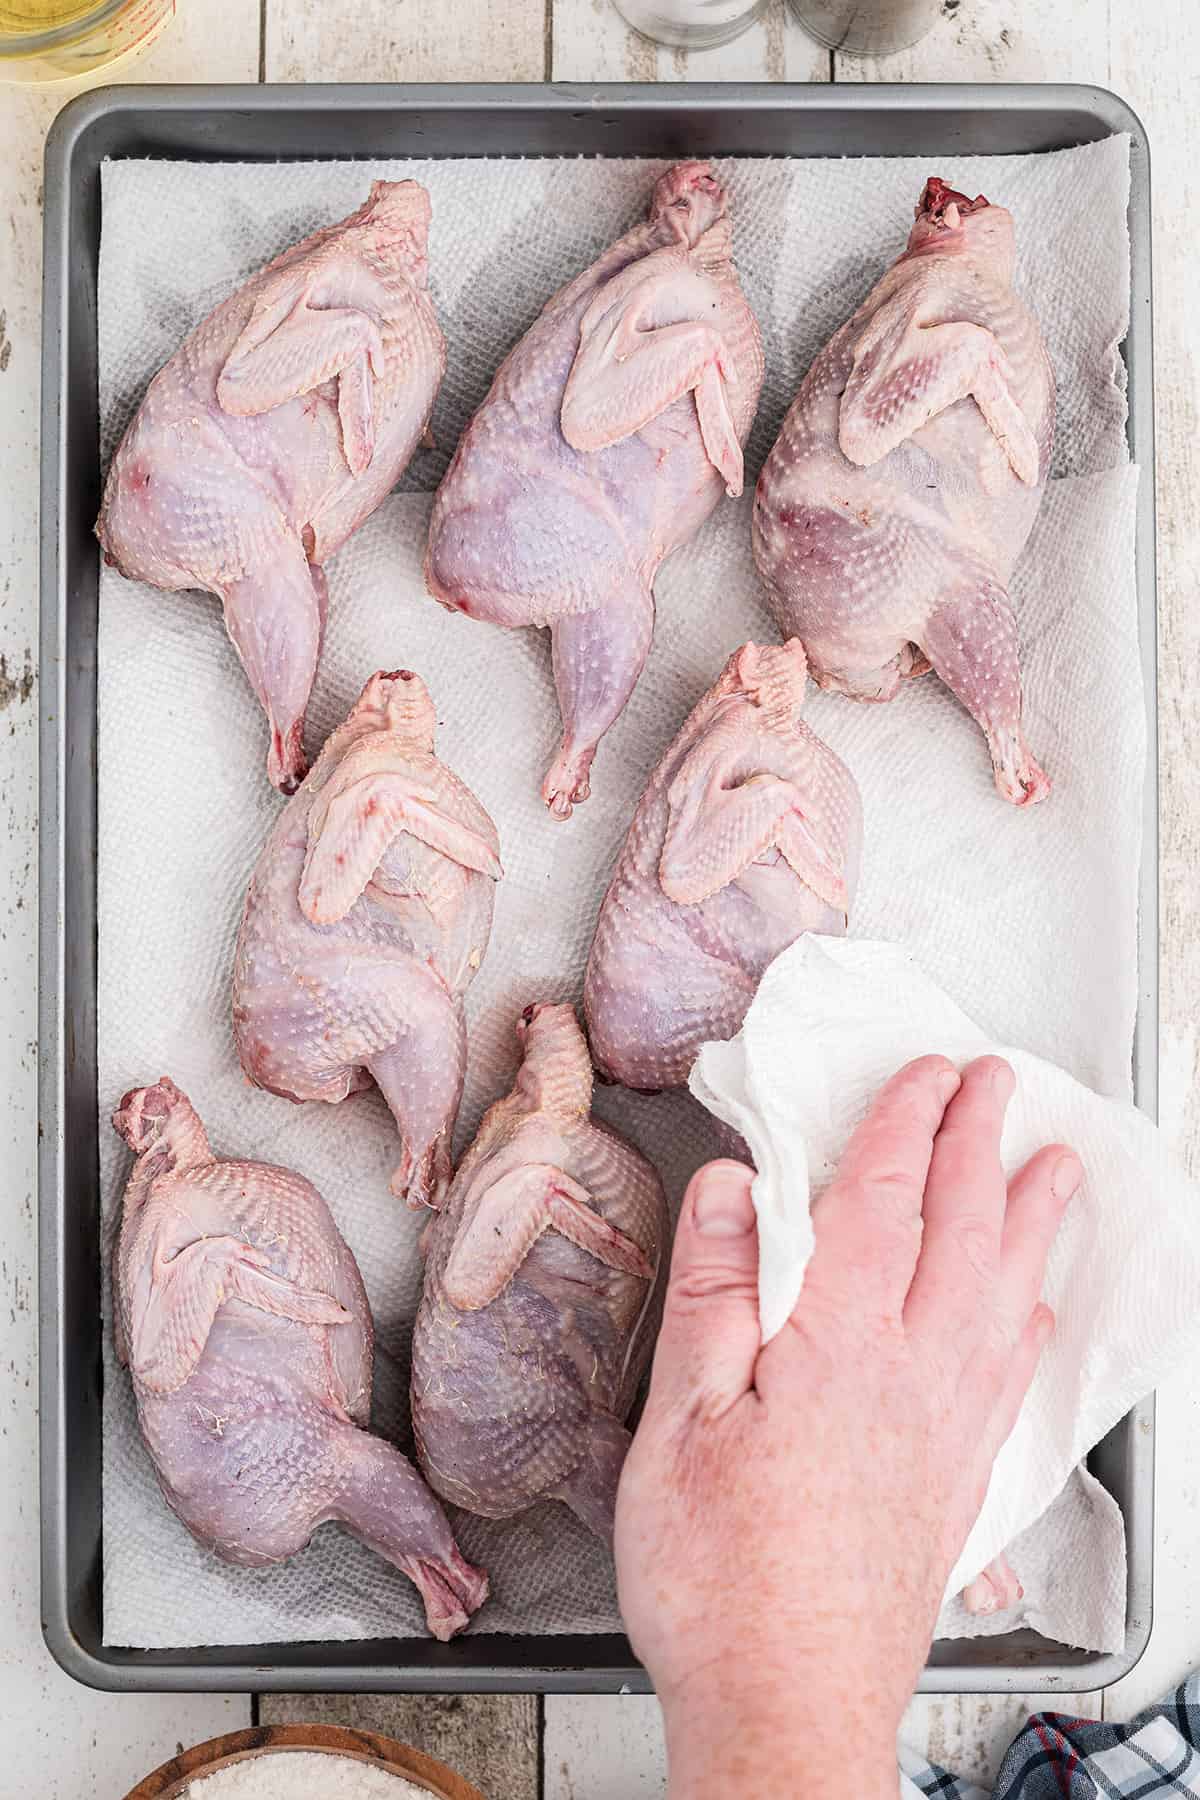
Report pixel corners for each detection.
[900,1674,1200,1798]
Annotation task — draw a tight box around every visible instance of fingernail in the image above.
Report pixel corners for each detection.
[1052,1153,1082,1202]
[692,1164,756,1237]
[991,1062,1016,1100]
[937,1068,961,1102]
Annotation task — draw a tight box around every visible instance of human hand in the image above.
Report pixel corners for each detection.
[615,1055,1080,1799]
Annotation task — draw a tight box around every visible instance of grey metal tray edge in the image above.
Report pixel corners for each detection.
[39,81,1157,1696]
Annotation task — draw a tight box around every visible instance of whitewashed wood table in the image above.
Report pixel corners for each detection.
[2,2,1198,1793]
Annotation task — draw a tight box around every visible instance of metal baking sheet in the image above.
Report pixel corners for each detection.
[38,82,1157,1695]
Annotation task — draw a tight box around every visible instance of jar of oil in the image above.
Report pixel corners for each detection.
[0,0,174,82]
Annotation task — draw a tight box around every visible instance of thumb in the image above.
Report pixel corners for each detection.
[646,1159,762,1419]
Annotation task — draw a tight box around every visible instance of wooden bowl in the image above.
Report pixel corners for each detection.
[122,1723,487,1800]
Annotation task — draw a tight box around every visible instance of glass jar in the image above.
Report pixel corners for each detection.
[0,0,174,83]
[787,0,942,55]
[612,0,769,51]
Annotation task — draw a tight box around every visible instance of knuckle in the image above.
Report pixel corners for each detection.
[976,1330,1012,1384]
[779,1298,847,1369]
[962,1358,1007,1421]
[801,1263,905,1353]
[878,1078,945,1136]
[853,1305,908,1354]
[935,1113,992,1159]
[667,1266,757,1315]
[971,1309,1023,1383]
[859,1166,925,1225]
[813,1207,922,1302]
[933,1140,1004,1216]
[848,1065,945,1156]
[869,1221,925,1279]
[949,1217,996,1280]
[824,1162,924,1233]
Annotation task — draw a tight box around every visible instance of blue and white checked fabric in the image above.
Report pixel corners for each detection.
[900,1674,1200,1799]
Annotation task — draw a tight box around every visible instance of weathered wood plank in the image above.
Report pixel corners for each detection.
[259,1693,540,1800]
[902,1691,1093,1789]
[831,0,1105,82]
[544,1688,1100,1795]
[544,1696,665,1799]
[550,0,827,83]
[265,0,546,82]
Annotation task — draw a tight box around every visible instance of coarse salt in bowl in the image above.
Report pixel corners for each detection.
[183,1751,432,1798]
[122,1725,482,1800]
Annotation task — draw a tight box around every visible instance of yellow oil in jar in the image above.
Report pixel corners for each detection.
[0,0,105,29]
[0,0,174,80]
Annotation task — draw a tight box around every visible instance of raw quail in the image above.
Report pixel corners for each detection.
[585,640,862,1092]
[753,177,1055,806]
[97,181,446,792]
[111,1077,488,1640]
[233,669,501,1207]
[425,161,764,819]
[962,1551,1024,1617]
[411,1003,668,1544]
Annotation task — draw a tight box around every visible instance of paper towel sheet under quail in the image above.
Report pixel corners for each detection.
[96,138,1141,1648]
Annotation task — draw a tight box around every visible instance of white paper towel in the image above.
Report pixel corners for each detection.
[97,141,1131,490]
[97,139,1140,1649]
[692,937,1191,1653]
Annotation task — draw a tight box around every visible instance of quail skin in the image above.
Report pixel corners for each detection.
[97,182,446,791]
[111,1078,488,1640]
[412,1004,668,1545]
[753,178,1055,806]
[585,640,862,1094]
[233,669,502,1208]
[425,161,764,820]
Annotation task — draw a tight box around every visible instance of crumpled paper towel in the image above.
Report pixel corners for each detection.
[97,138,1138,1649]
[693,936,1192,1652]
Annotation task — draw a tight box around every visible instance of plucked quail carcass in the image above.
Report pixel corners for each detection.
[584,640,862,1092]
[753,177,1055,806]
[111,1078,487,1640]
[97,181,446,792]
[233,669,501,1208]
[411,1004,668,1544]
[962,1551,1024,1617]
[425,161,764,820]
